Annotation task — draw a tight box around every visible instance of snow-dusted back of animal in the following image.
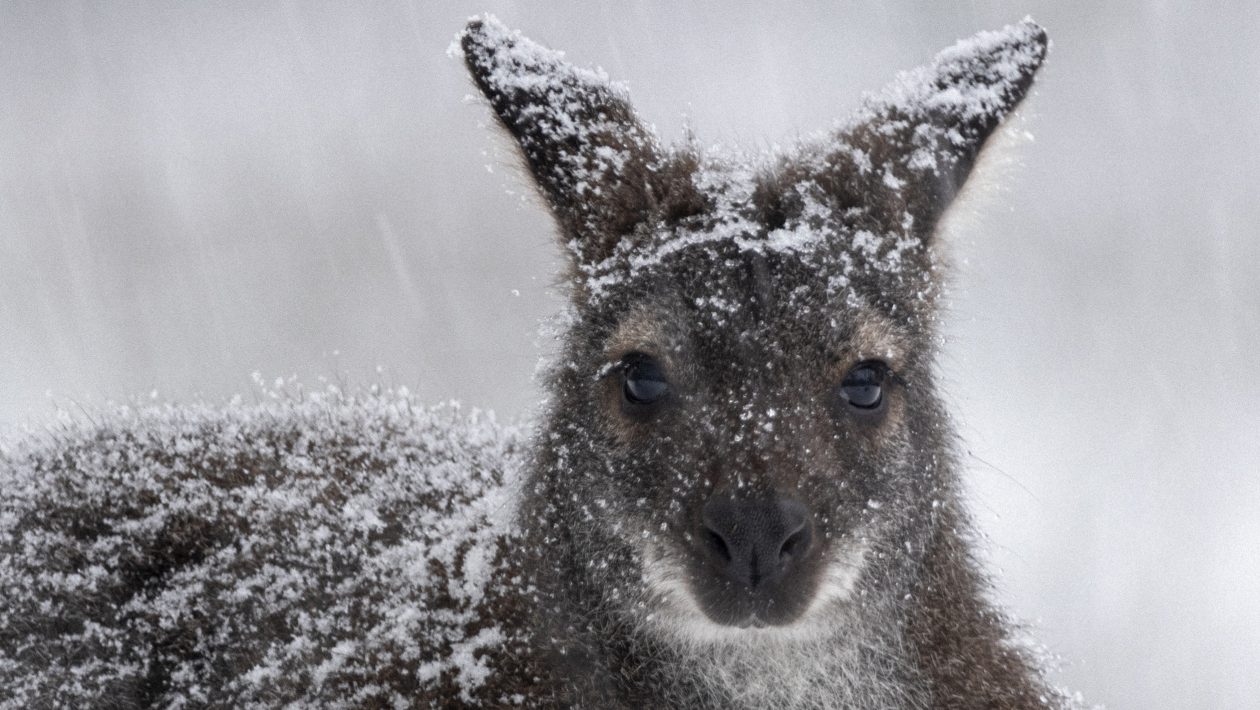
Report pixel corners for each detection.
[0,15,1076,709]
[0,393,528,707]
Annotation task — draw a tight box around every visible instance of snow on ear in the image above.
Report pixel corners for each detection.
[459,16,662,269]
[833,18,1048,239]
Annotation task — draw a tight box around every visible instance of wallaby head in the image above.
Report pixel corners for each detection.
[461,16,1053,707]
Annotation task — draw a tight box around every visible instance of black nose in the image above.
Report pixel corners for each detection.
[700,497,813,590]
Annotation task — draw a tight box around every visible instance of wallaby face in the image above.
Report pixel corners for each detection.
[463,16,1055,706]
[551,243,943,638]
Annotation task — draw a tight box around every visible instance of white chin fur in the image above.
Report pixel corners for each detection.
[638,540,870,649]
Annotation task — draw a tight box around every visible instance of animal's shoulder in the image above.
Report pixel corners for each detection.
[0,392,534,708]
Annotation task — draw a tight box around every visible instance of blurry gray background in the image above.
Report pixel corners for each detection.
[2,2,1257,707]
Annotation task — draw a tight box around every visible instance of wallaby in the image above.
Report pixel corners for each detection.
[456,15,1065,709]
[0,15,1071,710]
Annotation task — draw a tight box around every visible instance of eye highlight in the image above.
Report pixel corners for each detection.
[837,361,889,413]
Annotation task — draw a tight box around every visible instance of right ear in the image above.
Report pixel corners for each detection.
[459,16,664,271]
[826,19,1048,241]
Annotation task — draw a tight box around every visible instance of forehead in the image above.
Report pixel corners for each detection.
[580,155,933,315]
[604,244,910,367]
[581,154,937,369]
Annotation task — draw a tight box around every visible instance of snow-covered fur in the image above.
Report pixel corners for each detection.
[0,393,534,707]
[0,15,1073,709]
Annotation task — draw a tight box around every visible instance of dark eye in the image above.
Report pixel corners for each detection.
[839,362,887,411]
[622,355,669,406]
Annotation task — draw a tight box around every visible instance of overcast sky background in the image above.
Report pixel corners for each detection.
[2,2,1258,707]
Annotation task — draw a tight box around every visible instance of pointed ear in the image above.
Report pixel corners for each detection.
[460,17,663,269]
[832,19,1048,237]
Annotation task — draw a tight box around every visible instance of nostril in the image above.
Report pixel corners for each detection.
[703,526,732,563]
[779,525,811,562]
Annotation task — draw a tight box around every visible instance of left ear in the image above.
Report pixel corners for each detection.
[833,19,1048,237]
[459,16,664,271]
